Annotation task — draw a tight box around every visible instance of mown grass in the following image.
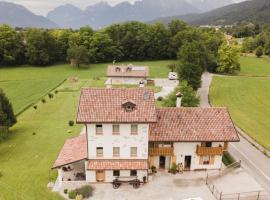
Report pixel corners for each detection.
[0,60,174,114]
[210,76,270,150]
[239,55,270,76]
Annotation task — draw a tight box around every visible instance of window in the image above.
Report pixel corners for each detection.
[113,147,120,157]
[130,147,137,157]
[202,155,210,165]
[96,147,103,157]
[130,170,137,176]
[131,125,138,135]
[113,170,120,177]
[201,142,212,147]
[112,124,120,135]
[96,125,103,135]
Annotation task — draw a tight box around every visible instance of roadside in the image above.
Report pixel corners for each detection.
[198,72,270,192]
[154,78,179,99]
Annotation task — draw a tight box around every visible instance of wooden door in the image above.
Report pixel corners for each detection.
[96,170,105,182]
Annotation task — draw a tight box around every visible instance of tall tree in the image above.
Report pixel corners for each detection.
[0,89,16,128]
[67,45,90,67]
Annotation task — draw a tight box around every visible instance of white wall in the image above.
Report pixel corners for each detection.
[110,77,145,85]
[87,124,149,159]
[86,170,147,183]
[174,142,224,170]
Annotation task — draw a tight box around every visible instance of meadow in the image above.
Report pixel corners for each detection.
[0,60,174,200]
[210,55,270,150]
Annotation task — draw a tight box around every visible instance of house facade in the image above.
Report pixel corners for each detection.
[106,64,149,85]
[52,88,239,185]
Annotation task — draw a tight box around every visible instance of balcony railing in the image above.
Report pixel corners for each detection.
[196,145,224,156]
[149,147,174,156]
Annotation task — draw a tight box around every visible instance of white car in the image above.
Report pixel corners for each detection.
[168,72,178,80]
[183,198,204,200]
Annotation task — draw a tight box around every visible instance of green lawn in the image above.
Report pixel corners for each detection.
[210,76,270,150]
[0,60,174,114]
[239,55,270,76]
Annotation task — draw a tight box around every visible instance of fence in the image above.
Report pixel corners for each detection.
[205,161,270,200]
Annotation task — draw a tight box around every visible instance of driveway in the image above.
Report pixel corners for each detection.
[198,72,270,192]
[90,172,215,200]
[154,79,179,99]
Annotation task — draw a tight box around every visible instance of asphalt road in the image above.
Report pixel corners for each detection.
[199,72,270,192]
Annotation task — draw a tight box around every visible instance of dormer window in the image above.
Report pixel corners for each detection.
[126,66,132,72]
[115,67,121,72]
[122,100,136,112]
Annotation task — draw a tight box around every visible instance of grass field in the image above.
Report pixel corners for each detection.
[0,60,174,114]
[210,77,270,150]
[239,55,270,76]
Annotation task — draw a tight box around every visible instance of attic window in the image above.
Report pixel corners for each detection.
[126,67,132,72]
[115,67,121,72]
[122,100,136,112]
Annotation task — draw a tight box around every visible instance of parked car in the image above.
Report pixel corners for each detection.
[168,72,178,80]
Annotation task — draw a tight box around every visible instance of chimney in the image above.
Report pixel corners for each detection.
[139,80,145,88]
[176,92,183,108]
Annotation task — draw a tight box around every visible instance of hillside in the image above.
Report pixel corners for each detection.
[152,0,270,25]
[0,1,58,28]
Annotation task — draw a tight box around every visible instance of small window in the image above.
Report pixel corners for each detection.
[130,147,137,157]
[202,155,210,165]
[96,147,103,157]
[113,147,120,157]
[112,124,120,135]
[113,170,120,177]
[130,170,137,176]
[96,125,103,135]
[131,125,138,135]
[201,142,212,147]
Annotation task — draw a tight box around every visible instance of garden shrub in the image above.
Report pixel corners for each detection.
[222,151,236,166]
[32,132,36,136]
[157,96,163,101]
[64,189,68,194]
[48,93,54,99]
[41,98,46,103]
[170,163,178,174]
[54,90,58,94]
[76,185,93,198]
[33,105,37,109]
[69,120,74,126]
[68,190,77,199]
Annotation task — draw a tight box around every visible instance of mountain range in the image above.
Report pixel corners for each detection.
[0,0,237,29]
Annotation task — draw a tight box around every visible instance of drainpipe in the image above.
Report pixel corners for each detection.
[176,92,183,108]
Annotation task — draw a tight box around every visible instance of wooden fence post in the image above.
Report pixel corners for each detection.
[257,191,261,200]
[219,192,222,200]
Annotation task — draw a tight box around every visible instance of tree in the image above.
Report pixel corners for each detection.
[256,46,264,58]
[0,89,16,131]
[162,81,199,107]
[168,20,187,36]
[265,39,270,56]
[242,37,256,53]
[167,63,176,72]
[217,42,240,74]
[25,28,56,65]
[0,24,25,66]
[67,45,90,67]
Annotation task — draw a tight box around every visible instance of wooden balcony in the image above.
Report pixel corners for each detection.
[196,145,224,156]
[149,147,174,156]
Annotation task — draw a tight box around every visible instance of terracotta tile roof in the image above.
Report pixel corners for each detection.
[107,65,149,78]
[88,159,148,170]
[52,135,87,169]
[149,108,239,142]
[76,88,157,123]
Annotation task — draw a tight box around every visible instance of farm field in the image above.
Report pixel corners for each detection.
[210,55,270,150]
[0,60,174,114]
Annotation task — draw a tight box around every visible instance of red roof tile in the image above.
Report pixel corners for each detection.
[76,88,157,123]
[149,108,239,142]
[107,65,149,78]
[52,135,87,169]
[88,159,148,170]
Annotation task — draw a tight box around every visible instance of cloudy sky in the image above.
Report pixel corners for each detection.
[4,0,245,16]
[4,0,139,15]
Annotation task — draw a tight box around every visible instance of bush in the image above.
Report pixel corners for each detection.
[54,90,58,94]
[0,127,8,141]
[41,98,46,103]
[151,165,157,173]
[75,194,83,200]
[157,96,163,101]
[33,105,37,109]
[48,93,54,99]
[256,46,264,58]
[64,189,68,194]
[68,190,77,199]
[32,132,36,136]
[76,185,93,198]
[169,163,178,174]
[69,120,74,126]
[222,151,236,166]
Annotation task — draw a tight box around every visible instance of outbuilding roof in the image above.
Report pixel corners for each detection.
[52,134,87,169]
[76,88,157,123]
[149,108,240,142]
[107,65,149,78]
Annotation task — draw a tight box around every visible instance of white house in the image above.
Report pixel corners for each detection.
[106,64,149,85]
[52,88,239,185]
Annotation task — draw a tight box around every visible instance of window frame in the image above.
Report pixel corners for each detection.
[131,124,138,135]
[112,124,120,135]
[202,155,210,165]
[113,147,120,157]
[96,124,103,135]
[96,147,103,157]
[130,170,137,176]
[130,147,137,157]
[113,170,120,177]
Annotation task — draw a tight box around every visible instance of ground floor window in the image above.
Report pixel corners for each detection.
[113,170,120,177]
[130,170,137,176]
[200,155,215,165]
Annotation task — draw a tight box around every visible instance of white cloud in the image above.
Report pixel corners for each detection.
[3,0,139,16]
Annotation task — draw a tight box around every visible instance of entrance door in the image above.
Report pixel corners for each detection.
[159,156,166,169]
[184,156,192,170]
[96,170,105,182]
